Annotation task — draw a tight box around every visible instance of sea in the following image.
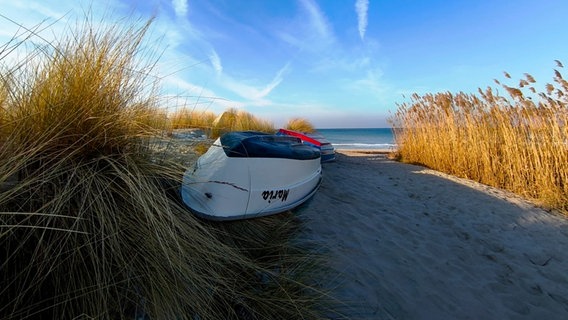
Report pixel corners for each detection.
[316,128,396,150]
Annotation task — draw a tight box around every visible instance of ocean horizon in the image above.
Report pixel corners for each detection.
[316,128,396,150]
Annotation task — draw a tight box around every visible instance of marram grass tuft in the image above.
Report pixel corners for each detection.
[0,16,338,319]
[209,107,275,138]
[285,117,316,133]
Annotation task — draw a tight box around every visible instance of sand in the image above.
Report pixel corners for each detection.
[297,150,568,319]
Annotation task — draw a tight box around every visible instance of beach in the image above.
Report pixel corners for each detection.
[297,150,568,319]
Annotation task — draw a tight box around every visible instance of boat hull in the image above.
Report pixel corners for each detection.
[181,135,322,220]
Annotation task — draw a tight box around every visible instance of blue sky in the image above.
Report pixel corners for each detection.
[1,0,567,128]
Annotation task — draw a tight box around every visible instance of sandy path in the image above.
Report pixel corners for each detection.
[297,151,568,319]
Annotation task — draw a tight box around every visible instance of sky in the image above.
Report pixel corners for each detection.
[1,0,567,128]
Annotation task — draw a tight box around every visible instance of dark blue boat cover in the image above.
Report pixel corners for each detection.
[220,131,321,160]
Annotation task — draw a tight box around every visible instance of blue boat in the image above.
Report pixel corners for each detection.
[277,129,336,163]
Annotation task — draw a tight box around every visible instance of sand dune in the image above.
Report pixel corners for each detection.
[297,150,568,319]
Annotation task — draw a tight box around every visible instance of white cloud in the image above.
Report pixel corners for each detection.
[0,1,68,44]
[298,0,334,45]
[172,0,188,17]
[221,62,291,101]
[164,75,216,96]
[355,0,369,40]
[254,62,290,99]
[300,0,330,39]
[356,68,384,92]
[159,75,240,112]
[275,0,336,57]
[209,49,222,74]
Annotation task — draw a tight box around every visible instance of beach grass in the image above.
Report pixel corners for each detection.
[209,107,276,138]
[285,117,316,133]
[391,63,568,213]
[168,105,318,140]
[170,107,217,131]
[168,107,278,139]
[0,16,338,319]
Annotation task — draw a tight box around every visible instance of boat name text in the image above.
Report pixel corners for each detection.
[262,189,289,203]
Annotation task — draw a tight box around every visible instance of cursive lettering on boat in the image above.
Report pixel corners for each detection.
[262,189,289,203]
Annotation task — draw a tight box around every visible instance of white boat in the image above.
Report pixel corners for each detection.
[180,131,322,220]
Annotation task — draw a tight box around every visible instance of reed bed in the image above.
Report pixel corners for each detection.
[391,62,568,213]
[0,17,337,319]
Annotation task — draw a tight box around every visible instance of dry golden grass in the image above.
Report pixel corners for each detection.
[168,107,276,139]
[210,107,275,138]
[391,62,568,213]
[0,16,339,319]
[170,107,217,131]
[285,117,316,133]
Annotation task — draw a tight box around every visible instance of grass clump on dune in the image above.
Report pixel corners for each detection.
[0,17,336,319]
[168,107,318,139]
[391,62,568,213]
[210,107,275,138]
[169,107,277,139]
[170,107,217,131]
[285,117,316,133]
